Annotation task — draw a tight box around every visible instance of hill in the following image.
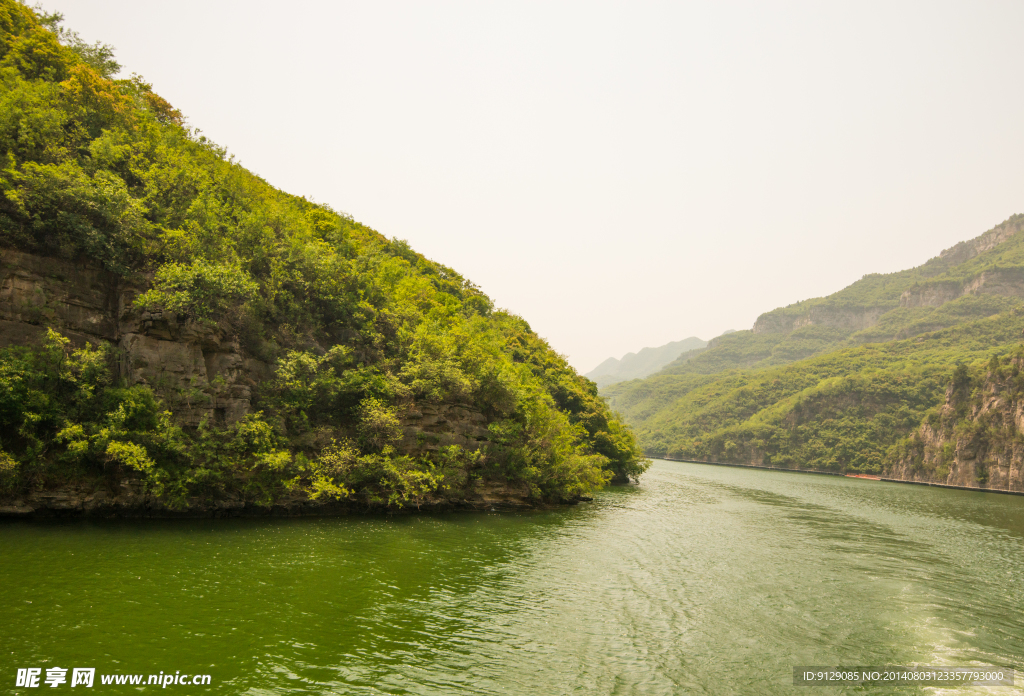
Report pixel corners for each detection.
[585,336,706,388]
[0,1,646,516]
[650,216,1024,376]
[604,216,1024,491]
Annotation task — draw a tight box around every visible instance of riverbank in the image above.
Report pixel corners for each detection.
[654,454,1024,496]
[0,479,592,519]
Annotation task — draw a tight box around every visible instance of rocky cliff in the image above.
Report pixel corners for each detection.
[0,476,549,518]
[899,268,1024,309]
[0,248,552,517]
[752,216,1024,336]
[0,247,257,427]
[0,247,508,452]
[932,215,1024,266]
[886,357,1024,492]
[752,304,889,335]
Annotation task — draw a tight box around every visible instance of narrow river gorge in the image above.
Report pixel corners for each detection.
[2,460,1022,695]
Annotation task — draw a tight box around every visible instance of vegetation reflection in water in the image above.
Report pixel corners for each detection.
[2,460,1023,695]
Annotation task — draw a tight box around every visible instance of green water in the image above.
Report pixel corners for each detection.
[2,460,1023,695]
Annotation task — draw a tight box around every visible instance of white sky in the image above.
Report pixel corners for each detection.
[40,0,1024,373]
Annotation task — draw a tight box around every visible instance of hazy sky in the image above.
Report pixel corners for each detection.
[41,0,1024,373]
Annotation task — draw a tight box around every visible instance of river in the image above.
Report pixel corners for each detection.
[1,460,1022,694]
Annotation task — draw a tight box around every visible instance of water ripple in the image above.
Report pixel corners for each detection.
[1,461,1022,695]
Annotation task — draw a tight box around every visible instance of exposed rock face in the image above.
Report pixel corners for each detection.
[0,477,561,518]
[400,402,491,453]
[750,312,794,335]
[885,364,1024,492]
[0,249,508,516]
[898,281,962,309]
[118,307,257,427]
[934,215,1024,266]
[1,248,496,441]
[0,248,257,427]
[0,248,119,348]
[899,268,1024,309]
[752,305,888,335]
[752,218,1024,335]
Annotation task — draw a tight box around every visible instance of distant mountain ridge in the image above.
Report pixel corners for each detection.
[645,215,1024,378]
[586,337,707,387]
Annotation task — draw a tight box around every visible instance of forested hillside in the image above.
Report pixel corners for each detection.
[605,216,1024,488]
[0,1,645,514]
[652,216,1024,376]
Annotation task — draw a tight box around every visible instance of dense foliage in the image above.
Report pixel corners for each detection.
[607,218,1024,474]
[0,1,646,506]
